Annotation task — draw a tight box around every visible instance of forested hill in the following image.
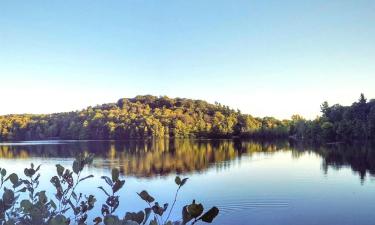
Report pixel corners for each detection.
[0,94,374,142]
[0,95,289,141]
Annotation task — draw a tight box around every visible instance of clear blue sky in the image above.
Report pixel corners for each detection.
[1,0,374,119]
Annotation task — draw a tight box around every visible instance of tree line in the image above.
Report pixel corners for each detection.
[0,94,374,142]
[0,95,289,141]
[290,94,375,142]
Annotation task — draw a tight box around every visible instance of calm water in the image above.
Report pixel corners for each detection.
[1,139,375,225]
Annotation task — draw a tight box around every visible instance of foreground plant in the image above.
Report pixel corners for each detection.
[0,155,219,225]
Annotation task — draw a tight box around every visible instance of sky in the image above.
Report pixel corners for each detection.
[0,0,374,119]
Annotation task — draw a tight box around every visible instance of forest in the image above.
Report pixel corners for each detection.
[0,94,374,142]
[290,94,375,142]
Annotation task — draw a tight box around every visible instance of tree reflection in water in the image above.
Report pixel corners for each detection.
[0,139,375,180]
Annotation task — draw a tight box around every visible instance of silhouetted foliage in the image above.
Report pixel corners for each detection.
[0,154,219,225]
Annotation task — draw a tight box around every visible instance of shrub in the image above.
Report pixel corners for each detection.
[0,154,219,225]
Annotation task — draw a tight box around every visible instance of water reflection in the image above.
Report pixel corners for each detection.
[1,139,375,180]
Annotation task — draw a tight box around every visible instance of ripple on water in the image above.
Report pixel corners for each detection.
[212,199,289,215]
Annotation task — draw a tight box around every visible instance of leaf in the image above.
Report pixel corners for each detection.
[143,208,151,225]
[35,164,41,172]
[149,219,157,225]
[101,176,113,186]
[124,211,145,224]
[48,215,69,225]
[7,173,18,185]
[24,168,35,177]
[84,154,95,165]
[151,202,165,216]
[87,195,96,209]
[17,187,27,193]
[138,190,155,203]
[98,186,110,197]
[38,191,48,204]
[49,200,57,210]
[103,215,120,225]
[93,217,103,225]
[123,221,140,225]
[112,168,120,182]
[2,188,14,211]
[200,207,219,223]
[187,200,204,218]
[102,204,110,216]
[175,176,181,185]
[72,160,81,174]
[20,199,33,212]
[71,191,78,201]
[163,203,168,211]
[182,206,192,224]
[112,180,125,193]
[1,168,6,177]
[180,178,188,187]
[79,174,94,182]
[56,164,65,177]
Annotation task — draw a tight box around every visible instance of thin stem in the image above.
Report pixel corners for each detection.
[165,186,180,223]
[61,171,81,214]
[191,218,199,225]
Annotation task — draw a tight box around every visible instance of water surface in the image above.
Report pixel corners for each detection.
[0,139,374,225]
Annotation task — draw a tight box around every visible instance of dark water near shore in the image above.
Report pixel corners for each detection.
[1,139,375,225]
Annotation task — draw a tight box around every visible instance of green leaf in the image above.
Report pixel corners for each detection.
[20,199,33,212]
[103,215,120,225]
[35,164,41,172]
[143,208,151,225]
[112,168,120,182]
[79,174,94,182]
[56,164,64,177]
[149,219,157,225]
[175,176,181,185]
[93,217,103,225]
[72,160,81,174]
[17,187,27,193]
[7,173,18,185]
[101,176,113,186]
[24,168,35,177]
[49,200,57,210]
[1,168,6,177]
[124,211,145,224]
[200,207,219,223]
[98,186,110,197]
[84,154,95,165]
[3,188,15,209]
[187,200,204,218]
[38,191,48,204]
[181,178,188,187]
[182,206,193,224]
[48,215,69,225]
[138,190,155,203]
[112,180,125,193]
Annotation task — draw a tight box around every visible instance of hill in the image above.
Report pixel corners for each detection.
[1,94,374,142]
[0,95,288,141]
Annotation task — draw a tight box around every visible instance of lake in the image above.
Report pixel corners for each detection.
[0,139,375,225]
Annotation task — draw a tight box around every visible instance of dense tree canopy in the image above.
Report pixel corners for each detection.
[290,94,375,142]
[0,95,288,141]
[0,94,373,142]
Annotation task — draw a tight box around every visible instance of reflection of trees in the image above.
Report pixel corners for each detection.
[313,144,375,181]
[289,141,375,181]
[96,139,290,177]
[0,140,289,177]
[2,140,375,180]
